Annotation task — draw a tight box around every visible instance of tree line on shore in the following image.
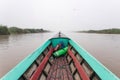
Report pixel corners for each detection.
[0,25,50,35]
[77,28,120,34]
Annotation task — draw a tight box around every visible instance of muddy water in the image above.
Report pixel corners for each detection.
[0,32,120,78]
[66,32,120,78]
[0,33,54,78]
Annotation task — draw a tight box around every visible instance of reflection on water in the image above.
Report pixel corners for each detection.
[0,35,10,50]
[0,32,120,78]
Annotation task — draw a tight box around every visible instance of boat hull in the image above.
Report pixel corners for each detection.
[1,35,119,80]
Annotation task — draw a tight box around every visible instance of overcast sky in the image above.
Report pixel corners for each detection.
[0,0,120,31]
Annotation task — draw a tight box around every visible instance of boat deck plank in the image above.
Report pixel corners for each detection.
[47,56,73,80]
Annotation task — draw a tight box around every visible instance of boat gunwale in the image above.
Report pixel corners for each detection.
[69,39,120,80]
[49,37,70,41]
[0,40,51,80]
[1,36,120,80]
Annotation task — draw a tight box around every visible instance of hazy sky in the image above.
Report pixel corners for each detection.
[0,0,120,31]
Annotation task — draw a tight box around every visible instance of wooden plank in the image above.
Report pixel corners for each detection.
[30,47,53,80]
[47,57,73,80]
[68,48,90,80]
[63,58,73,80]
[46,60,56,80]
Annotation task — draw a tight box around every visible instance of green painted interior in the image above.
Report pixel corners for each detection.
[51,38,69,48]
[69,39,120,80]
[0,40,51,80]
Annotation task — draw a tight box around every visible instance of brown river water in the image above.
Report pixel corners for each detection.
[0,32,120,78]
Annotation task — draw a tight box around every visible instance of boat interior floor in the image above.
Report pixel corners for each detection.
[46,56,73,80]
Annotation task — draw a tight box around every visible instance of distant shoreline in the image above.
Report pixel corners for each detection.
[76,28,120,34]
[0,25,51,35]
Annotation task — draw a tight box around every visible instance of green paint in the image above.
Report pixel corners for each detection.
[50,38,69,48]
[69,39,120,80]
[53,47,68,57]
[0,40,51,80]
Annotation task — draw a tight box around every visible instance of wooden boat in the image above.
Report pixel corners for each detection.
[1,33,119,80]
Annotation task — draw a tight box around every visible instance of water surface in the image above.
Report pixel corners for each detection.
[0,33,54,78]
[66,32,120,78]
[0,32,120,78]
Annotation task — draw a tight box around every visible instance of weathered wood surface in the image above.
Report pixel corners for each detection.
[47,56,73,80]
